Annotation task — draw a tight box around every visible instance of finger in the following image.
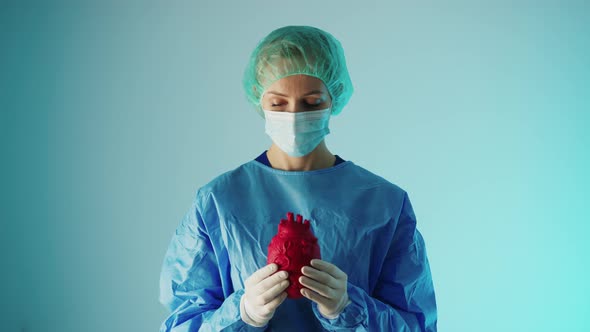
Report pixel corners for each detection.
[254,270,289,296]
[246,263,279,288]
[258,278,290,305]
[300,287,332,308]
[299,275,335,299]
[301,266,340,289]
[310,259,347,280]
[263,291,288,314]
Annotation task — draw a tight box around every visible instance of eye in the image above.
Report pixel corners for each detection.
[269,99,323,108]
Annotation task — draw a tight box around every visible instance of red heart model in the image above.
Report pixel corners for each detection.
[267,212,321,299]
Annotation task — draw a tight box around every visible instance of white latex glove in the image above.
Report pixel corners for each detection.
[240,263,290,327]
[299,259,351,319]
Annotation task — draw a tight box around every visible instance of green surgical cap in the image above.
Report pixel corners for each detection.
[242,25,354,118]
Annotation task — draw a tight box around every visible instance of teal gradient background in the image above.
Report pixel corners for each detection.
[2,1,589,331]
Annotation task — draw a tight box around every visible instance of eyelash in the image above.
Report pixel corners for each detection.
[271,101,321,107]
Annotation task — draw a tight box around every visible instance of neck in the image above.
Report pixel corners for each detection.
[267,141,336,171]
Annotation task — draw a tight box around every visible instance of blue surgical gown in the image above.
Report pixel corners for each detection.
[159,157,438,331]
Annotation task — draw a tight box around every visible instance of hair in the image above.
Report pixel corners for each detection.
[242,25,354,118]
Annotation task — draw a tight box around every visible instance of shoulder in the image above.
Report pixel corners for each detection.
[194,160,258,202]
[347,162,417,227]
[346,161,407,196]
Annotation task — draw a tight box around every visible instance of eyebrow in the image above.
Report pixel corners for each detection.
[266,90,324,97]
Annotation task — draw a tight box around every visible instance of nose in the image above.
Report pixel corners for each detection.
[285,106,310,113]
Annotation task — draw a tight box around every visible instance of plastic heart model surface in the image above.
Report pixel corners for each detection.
[267,212,321,299]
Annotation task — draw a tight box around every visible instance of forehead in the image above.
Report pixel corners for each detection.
[264,74,327,97]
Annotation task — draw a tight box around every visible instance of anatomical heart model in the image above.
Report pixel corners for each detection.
[267,212,321,299]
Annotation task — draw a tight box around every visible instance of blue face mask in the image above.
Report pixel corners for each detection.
[262,108,331,157]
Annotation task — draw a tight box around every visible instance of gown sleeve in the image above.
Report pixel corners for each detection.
[311,191,438,331]
[158,189,266,332]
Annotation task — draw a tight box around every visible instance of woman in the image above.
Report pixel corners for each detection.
[159,25,437,331]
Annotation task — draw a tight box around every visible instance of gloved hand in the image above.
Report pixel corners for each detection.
[299,259,351,319]
[240,263,290,327]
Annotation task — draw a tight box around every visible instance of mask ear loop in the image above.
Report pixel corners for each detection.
[259,91,270,119]
[259,91,265,106]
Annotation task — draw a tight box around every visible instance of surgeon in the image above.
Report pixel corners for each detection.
[159,25,438,331]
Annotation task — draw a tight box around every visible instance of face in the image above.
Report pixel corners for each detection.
[261,74,332,113]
